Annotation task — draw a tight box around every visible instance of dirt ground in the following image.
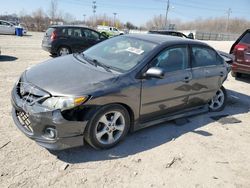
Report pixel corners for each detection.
[0,32,250,188]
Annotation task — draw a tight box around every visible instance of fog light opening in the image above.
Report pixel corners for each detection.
[44,127,56,139]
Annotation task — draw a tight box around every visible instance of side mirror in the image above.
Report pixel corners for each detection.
[144,67,165,79]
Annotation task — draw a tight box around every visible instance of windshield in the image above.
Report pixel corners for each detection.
[82,36,157,72]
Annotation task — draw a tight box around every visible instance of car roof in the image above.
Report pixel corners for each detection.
[126,34,208,46]
[0,20,12,23]
[50,25,90,29]
[149,30,183,34]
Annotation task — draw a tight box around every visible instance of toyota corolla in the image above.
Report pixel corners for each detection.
[11,34,229,150]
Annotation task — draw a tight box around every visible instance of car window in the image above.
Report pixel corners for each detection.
[153,46,189,72]
[1,21,10,26]
[240,32,250,44]
[45,28,55,36]
[82,29,99,40]
[191,46,222,67]
[64,28,82,37]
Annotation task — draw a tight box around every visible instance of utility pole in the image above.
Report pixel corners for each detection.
[92,1,97,26]
[83,14,86,25]
[113,12,117,27]
[226,8,232,32]
[165,0,170,29]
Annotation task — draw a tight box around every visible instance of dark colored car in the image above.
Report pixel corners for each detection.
[12,34,229,150]
[230,29,250,78]
[42,25,108,56]
[148,30,194,39]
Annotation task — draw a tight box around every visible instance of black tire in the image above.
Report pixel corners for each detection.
[84,104,130,149]
[236,72,242,78]
[231,71,236,77]
[208,86,227,112]
[57,46,71,56]
[232,71,242,78]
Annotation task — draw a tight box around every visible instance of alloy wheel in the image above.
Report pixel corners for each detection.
[209,89,225,111]
[95,111,125,145]
[59,47,70,56]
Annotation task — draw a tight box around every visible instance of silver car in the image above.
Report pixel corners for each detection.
[0,20,16,35]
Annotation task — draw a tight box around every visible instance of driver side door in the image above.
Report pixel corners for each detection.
[140,45,192,122]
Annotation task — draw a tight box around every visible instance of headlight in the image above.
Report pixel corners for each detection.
[42,96,88,111]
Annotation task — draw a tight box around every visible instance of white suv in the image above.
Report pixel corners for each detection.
[97,25,124,37]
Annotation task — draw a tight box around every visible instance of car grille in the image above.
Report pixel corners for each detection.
[16,81,49,105]
[16,110,33,134]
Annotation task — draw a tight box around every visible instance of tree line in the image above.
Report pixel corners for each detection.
[0,0,249,34]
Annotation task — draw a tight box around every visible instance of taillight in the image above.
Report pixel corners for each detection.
[50,31,57,41]
[234,44,247,63]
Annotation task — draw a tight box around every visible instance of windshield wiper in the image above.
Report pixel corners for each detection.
[81,53,112,73]
[81,53,95,66]
[92,59,112,73]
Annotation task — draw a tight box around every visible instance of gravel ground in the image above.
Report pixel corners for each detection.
[0,32,250,188]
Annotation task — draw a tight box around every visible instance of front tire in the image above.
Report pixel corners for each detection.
[208,86,227,112]
[85,104,130,149]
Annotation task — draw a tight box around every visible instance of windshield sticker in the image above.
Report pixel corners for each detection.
[126,47,144,55]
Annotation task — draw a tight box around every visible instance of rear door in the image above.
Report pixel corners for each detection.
[65,27,86,52]
[81,28,101,50]
[187,45,227,107]
[140,45,192,122]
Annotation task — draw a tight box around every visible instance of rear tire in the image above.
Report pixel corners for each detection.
[85,104,130,149]
[231,71,242,78]
[208,86,227,112]
[57,46,71,56]
[231,71,236,77]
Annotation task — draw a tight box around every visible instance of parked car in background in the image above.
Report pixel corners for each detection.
[12,34,229,150]
[42,25,108,56]
[0,20,27,35]
[230,29,250,78]
[148,30,194,39]
[97,25,124,37]
[0,20,16,35]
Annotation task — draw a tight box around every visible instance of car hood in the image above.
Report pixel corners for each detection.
[25,55,118,96]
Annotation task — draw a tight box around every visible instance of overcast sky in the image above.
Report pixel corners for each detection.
[1,0,249,25]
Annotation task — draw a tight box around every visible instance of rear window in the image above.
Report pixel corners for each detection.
[45,28,55,36]
[240,32,250,44]
[192,46,223,67]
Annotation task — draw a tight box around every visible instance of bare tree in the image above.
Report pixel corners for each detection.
[48,0,58,22]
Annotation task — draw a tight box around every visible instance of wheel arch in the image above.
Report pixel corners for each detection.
[115,102,135,132]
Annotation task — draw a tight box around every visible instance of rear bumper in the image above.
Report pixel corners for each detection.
[232,62,250,75]
[42,42,56,54]
[11,86,87,150]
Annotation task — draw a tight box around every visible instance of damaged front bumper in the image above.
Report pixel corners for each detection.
[11,84,87,150]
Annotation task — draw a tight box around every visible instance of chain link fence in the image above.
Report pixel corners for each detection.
[195,31,240,41]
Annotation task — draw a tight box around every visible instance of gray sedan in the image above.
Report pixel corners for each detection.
[11,34,229,150]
